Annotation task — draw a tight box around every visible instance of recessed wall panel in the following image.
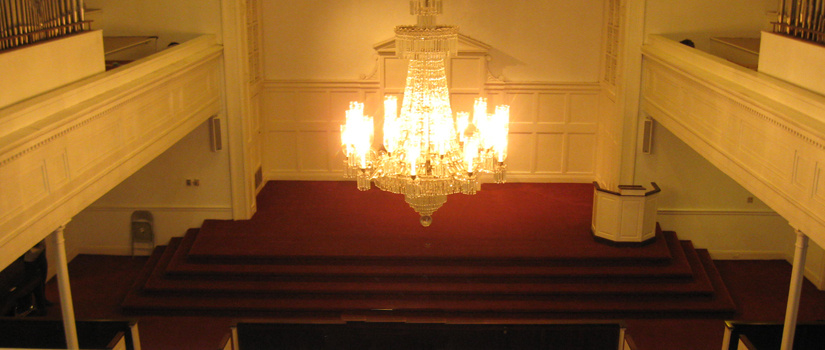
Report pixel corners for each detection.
[567,133,596,174]
[264,131,298,172]
[384,58,408,91]
[297,131,331,172]
[450,93,480,116]
[537,93,566,124]
[535,133,564,173]
[450,58,482,90]
[330,91,362,122]
[506,132,534,173]
[505,93,536,124]
[569,93,599,124]
[263,91,296,123]
[294,91,329,122]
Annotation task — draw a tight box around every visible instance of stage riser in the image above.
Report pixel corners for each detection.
[163,229,693,280]
[121,181,737,319]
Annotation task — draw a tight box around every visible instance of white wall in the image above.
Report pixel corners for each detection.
[645,0,777,51]
[261,0,605,82]
[635,125,796,257]
[84,0,222,49]
[65,120,233,257]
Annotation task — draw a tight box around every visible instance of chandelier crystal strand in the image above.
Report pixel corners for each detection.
[340,0,509,226]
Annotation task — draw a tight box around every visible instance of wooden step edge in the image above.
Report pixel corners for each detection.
[164,228,199,273]
[140,238,183,291]
[120,246,166,308]
[695,249,737,312]
[163,229,691,279]
[678,241,715,294]
[141,244,715,296]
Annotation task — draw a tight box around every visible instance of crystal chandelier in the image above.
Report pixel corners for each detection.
[340,0,509,226]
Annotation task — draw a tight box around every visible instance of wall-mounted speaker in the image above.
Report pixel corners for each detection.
[642,117,654,154]
[209,115,222,152]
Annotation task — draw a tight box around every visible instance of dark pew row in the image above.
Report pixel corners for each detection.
[229,321,630,350]
[722,321,825,350]
[0,318,140,350]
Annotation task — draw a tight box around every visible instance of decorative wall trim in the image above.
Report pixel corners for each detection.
[263,80,381,89]
[84,205,233,213]
[657,209,781,216]
[485,81,601,92]
[266,172,595,184]
[710,250,788,260]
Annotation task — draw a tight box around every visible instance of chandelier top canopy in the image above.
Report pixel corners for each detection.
[340,0,509,226]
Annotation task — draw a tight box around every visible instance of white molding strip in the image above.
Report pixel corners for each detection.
[709,250,788,260]
[485,81,601,92]
[265,172,596,184]
[263,79,381,89]
[657,209,780,216]
[84,205,233,213]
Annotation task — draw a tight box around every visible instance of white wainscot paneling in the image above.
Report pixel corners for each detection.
[488,84,601,182]
[262,81,600,183]
[262,82,380,180]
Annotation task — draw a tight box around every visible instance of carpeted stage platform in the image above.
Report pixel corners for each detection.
[122,181,736,320]
[189,181,668,261]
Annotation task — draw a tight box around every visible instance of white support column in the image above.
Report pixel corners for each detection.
[51,224,79,350]
[781,229,808,350]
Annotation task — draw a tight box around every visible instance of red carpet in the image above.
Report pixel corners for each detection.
[122,181,736,320]
[189,181,670,260]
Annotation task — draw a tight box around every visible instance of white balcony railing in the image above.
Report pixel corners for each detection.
[641,35,825,248]
[0,35,223,270]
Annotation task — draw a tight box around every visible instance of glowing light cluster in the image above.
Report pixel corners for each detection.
[339,0,510,226]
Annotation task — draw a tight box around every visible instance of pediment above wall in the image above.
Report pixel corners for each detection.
[372,33,491,57]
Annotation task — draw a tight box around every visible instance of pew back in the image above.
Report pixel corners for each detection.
[722,321,825,350]
[233,321,626,350]
[0,318,139,350]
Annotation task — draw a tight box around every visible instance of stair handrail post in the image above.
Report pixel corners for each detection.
[780,228,809,350]
[52,222,79,350]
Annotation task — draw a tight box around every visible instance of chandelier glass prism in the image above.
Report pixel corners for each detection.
[340,0,509,226]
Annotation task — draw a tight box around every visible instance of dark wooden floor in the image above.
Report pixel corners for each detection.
[42,255,825,350]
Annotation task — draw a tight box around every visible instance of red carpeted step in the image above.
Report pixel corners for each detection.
[122,244,735,318]
[142,240,713,297]
[185,182,672,262]
[121,181,737,319]
[122,252,735,318]
[165,229,692,280]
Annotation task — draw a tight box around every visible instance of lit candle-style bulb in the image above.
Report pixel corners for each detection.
[383,95,398,153]
[409,144,419,176]
[494,104,510,162]
[456,112,469,143]
[464,137,478,173]
[473,97,487,125]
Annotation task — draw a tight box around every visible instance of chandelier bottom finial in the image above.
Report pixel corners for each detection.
[405,194,447,227]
